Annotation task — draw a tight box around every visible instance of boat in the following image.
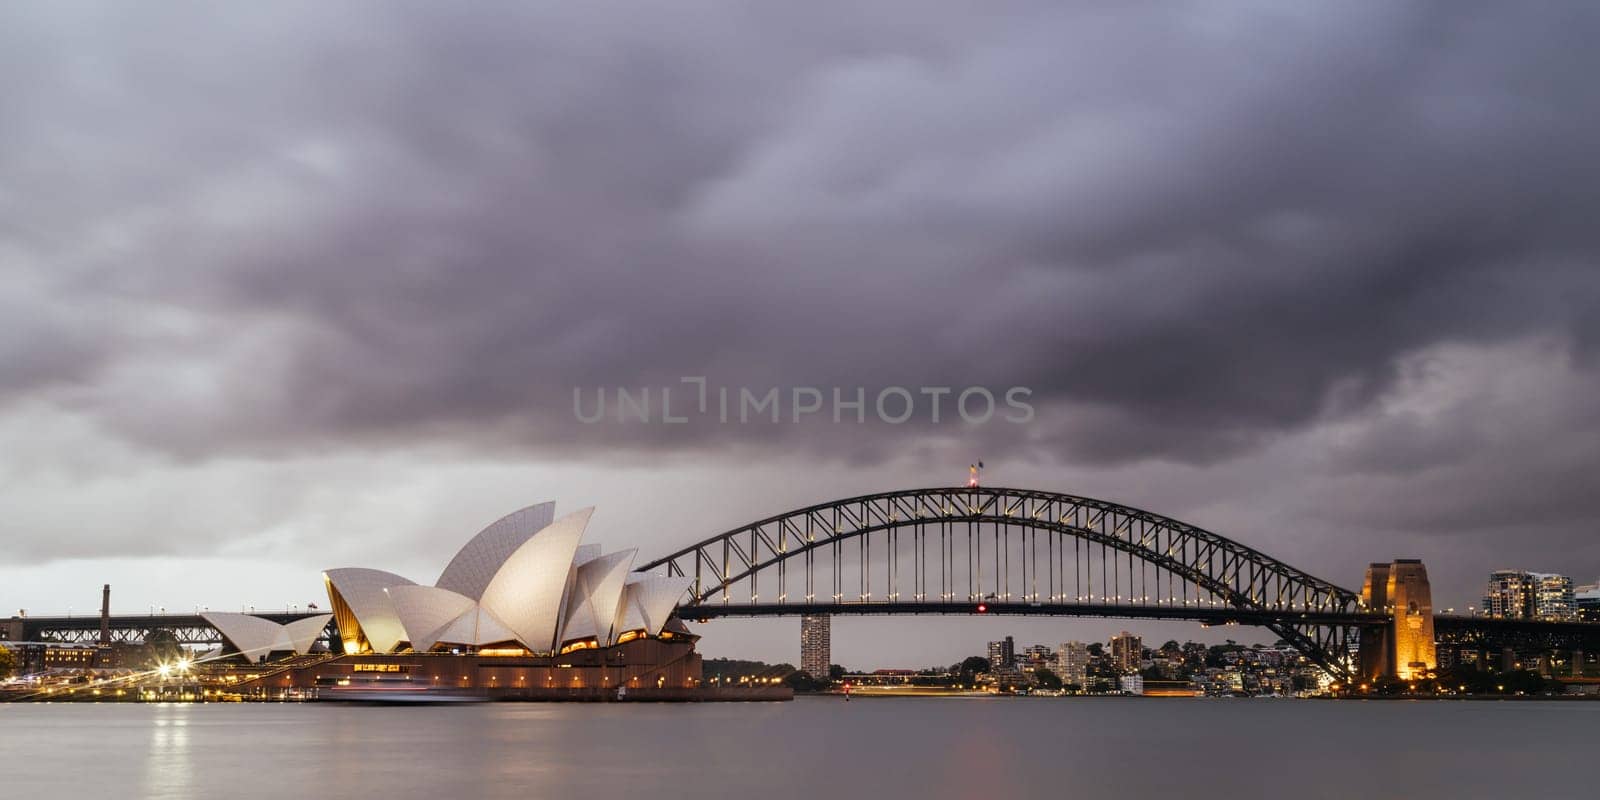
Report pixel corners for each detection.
[313,674,489,704]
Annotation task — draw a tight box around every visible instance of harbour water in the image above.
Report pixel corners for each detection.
[2,697,1593,799]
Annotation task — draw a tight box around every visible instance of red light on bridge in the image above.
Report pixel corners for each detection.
[976,603,987,613]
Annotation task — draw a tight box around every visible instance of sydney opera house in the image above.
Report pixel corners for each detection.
[200,502,721,699]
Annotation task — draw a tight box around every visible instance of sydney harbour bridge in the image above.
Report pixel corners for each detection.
[14,486,1600,683]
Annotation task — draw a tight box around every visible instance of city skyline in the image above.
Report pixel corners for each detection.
[7,485,1599,667]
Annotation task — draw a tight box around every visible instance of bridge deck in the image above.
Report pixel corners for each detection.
[8,612,329,645]
[682,601,1391,627]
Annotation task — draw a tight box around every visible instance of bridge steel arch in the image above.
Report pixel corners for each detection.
[638,487,1374,680]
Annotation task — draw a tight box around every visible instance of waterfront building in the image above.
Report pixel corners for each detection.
[1577,585,1600,622]
[1118,674,1144,695]
[316,503,691,657]
[0,641,107,675]
[799,614,830,680]
[1023,644,1053,666]
[1056,641,1090,687]
[987,636,1015,673]
[1482,570,1579,621]
[1483,570,1537,619]
[1109,632,1142,673]
[221,503,710,698]
[1535,573,1578,621]
[185,501,720,700]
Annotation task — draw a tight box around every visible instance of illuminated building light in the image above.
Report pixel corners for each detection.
[477,647,530,657]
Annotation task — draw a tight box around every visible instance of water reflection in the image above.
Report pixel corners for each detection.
[1,698,1595,799]
[141,704,192,800]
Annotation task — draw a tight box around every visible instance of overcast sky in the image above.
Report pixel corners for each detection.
[3,2,1599,667]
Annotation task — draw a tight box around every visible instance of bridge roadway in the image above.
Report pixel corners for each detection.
[682,600,1389,628]
[1433,614,1600,652]
[14,606,1600,666]
[18,606,1600,644]
[8,611,329,645]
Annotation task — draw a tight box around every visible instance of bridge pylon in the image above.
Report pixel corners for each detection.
[1358,559,1436,682]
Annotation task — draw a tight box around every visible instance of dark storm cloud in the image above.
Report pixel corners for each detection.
[2,0,1599,563]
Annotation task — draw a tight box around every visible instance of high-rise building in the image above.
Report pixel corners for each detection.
[1109,631,1142,674]
[1056,641,1090,687]
[1387,560,1436,680]
[1534,573,1577,621]
[1482,570,1578,621]
[799,614,831,680]
[1024,644,1053,666]
[1483,570,1536,619]
[987,636,1015,673]
[1577,584,1600,622]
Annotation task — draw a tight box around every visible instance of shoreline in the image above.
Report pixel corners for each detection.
[794,690,1600,702]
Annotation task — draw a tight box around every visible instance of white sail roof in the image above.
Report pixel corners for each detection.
[572,543,602,567]
[202,612,283,662]
[479,507,595,654]
[387,585,476,653]
[318,500,693,656]
[559,549,636,646]
[283,614,334,654]
[432,605,520,648]
[435,502,556,601]
[324,568,415,654]
[203,612,333,661]
[616,574,694,639]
